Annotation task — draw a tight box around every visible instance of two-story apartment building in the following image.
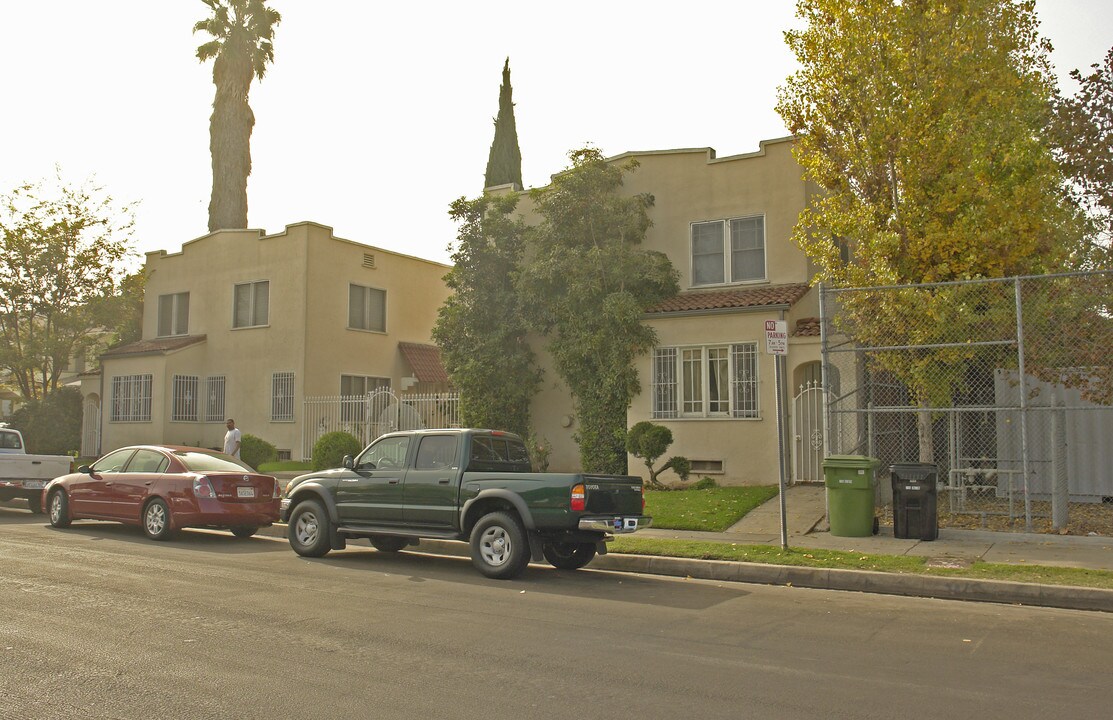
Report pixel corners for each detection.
[517,137,826,485]
[81,222,451,459]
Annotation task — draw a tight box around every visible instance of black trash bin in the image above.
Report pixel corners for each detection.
[890,463,938,541]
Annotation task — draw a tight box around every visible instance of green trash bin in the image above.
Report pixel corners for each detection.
[823,455,880,537]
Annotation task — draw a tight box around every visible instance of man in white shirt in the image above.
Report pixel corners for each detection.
[224,419,242,458]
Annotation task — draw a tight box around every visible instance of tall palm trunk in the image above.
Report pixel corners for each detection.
[207,53,254,231]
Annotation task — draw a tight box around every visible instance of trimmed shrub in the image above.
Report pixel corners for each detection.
[691,476,718,490]
[240,434,278,470]
[312,431,362,471]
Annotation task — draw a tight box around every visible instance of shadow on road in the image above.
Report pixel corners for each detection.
[299,547,750,610]
[32,521,289,555]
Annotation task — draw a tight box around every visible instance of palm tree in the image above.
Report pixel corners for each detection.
[194,0,281,232]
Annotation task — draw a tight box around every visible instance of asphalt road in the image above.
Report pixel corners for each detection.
[3,504,1112,720]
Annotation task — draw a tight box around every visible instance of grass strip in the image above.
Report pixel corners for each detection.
[610,536,1113,590]
[258,460,313,472]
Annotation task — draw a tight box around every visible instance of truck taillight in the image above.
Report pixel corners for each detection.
[192,477,216,498]
[570,483,586,512]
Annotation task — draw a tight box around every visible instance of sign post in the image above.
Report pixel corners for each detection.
[765,320,789,550]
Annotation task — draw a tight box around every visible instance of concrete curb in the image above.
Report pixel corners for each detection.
[258,524,1113,613]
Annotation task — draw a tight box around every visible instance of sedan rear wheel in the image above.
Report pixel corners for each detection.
[142,498,175,541]
[231,526,258,538]
[48,490,72,528]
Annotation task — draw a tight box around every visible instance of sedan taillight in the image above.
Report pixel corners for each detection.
[570,483,586,512]
[192,477,216,498]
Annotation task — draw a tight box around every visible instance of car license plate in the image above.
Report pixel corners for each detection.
[236,486,255,498]
[623,518,638,531]
[24,480,45,489]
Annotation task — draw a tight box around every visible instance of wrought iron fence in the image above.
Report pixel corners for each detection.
[301,389,460,461]
[820,270,1113,534]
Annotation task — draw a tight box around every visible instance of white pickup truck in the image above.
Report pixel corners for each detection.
[0,427,73,514]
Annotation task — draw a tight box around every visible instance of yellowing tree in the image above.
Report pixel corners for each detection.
[776,0,1085,461]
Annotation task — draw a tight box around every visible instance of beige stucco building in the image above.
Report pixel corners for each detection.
[518,137,826,485]
[81,222,451,459]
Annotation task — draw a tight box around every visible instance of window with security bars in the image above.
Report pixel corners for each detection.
[651,349,678,418]
[233,281,269,328]
[157,292,189,337]
[652,343,759,419]
[171,375,199,422]
[111,374,152,422]
[690,216,766,287]
[205,376,226,422]
[348,284,386,332]
[272,372,295,421]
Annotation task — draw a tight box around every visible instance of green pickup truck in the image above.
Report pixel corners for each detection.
[280,429,651,579]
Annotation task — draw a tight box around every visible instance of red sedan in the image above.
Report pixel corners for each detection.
[43,445,282,540]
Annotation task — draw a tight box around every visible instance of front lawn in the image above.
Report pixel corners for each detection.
[645,485,779,531]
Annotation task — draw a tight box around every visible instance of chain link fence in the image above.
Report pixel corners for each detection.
[821,270,1113,534]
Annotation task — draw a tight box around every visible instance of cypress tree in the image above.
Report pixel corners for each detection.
[484,58,523,190]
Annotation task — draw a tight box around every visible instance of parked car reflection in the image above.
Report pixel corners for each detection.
[44,445,281,540]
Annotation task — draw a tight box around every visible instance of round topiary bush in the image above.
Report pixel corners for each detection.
[312,431,362,471]
[240,434,278,470]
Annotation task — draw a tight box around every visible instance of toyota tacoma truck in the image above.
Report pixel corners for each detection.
[280,429,651,579]
[0,427,73,514]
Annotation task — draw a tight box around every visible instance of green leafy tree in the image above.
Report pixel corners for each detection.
[1051,45,1113,258]
[0,174,135,401]
[520,149,679,473]
[90,270,146,348]
[626,421,690,490]
[8,386,82,455]
[433,194,540,437]
[776,0,1084,461]
[484,58,524,190]
[194,0,281,232]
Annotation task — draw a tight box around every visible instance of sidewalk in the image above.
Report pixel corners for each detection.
[264,482,1113,611]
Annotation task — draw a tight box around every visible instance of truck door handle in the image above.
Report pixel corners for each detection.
[388,479,400,484]
[438,479,451,485]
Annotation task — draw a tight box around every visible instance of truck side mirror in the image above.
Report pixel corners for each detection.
[342,455,354,469]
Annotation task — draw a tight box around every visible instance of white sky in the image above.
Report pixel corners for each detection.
[2,1,1110,267]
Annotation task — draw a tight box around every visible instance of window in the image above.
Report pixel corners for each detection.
[348,284,386,332]
[157,293,189,337]
[171,375,199,422]
[125,449,169,474]
[110,375,152,422]
[340,375,391,421]
[205,376,226,422]
[651,343,759,419]
[92,448,136,473]
[233,280,269,328]
[415,435,459,470]
[690,216,766,286]
[356,435,410,471]
[272,371,295,421]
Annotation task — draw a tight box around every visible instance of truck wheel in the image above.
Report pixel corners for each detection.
[371,536,408,552]
[470,511,530,579]
[230,526,258,538]
[288,500,332,558]
[48,490,72,528]
[142,498,176,541]
[542,542,597,570]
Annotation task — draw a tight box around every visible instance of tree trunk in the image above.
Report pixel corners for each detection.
[208,55,254,232]
[917,402,934,463]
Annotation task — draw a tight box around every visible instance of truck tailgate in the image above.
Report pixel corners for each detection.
[582,475,644,515]
[0,455,72,481]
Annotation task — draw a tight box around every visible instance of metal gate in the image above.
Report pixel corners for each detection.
[792,381,826,483]
[302,389,460,461]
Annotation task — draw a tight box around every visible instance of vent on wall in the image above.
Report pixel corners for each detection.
[363,253,376,269]
[277,449,292,461]
[689,460,724,474]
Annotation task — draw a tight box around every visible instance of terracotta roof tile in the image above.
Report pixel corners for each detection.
[398,342,449,383]
[647,284,810,314]
[101,335,207,358]
[793,317,821,337]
